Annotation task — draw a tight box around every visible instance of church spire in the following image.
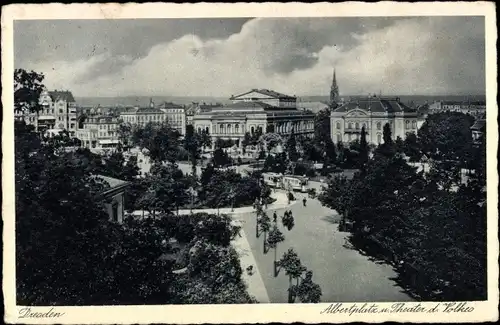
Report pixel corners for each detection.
[330,67,339,107]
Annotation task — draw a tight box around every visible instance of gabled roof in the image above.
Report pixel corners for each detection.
[230,89,296,100]
[49,90,75,102]
[332,97,416,114]
[94,175,128,189]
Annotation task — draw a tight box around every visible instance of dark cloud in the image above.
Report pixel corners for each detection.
[14,18,250,67]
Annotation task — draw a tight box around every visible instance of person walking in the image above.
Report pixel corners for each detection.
[273,211,278,223]
[302,197,307,207]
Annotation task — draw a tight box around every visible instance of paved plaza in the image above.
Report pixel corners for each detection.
[232,191,414,303]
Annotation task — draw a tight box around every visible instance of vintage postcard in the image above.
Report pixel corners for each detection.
[2,1,498,324]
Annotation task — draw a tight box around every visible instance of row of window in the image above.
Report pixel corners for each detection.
[121,114,183,123]
[336,120,417,130]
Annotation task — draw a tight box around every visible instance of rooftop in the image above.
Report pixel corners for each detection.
[332,96,416,114]
[94,174,129,189]
[230,88,296,100]
[49,90,76,102]
[159,102,184,110]
[470,119,486,131]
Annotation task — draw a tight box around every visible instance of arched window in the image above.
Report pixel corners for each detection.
[412,121,417,129]
[377,122,382,130]
[337,133,342,143]
[220,124,224,133]
[251,126,255,134]
[197,127,201,133]
[235,124,239,133]
[348,122,353,129]
[205,127,209,133]
[405,120,410,128]
[355,122,359,130]
[227,124,232,134]
[377,133,382,144]
[336,122,341,130]
[362,123,367,130]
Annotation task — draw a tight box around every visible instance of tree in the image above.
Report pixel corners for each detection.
[286,129,299,162]
[266,225,285,276]
[199,129,212,150]
[314,108,331,143]
[242,132,251,154]
[295,270,322,303]
[253,199,264,238]
[184,125,202,176]
[403,132,422,162]
[132,123,181,164]
[417,112,475,163]
[281,210,295,231]
[212,148,231,167]
[117,123,133,151]
[359,126,369,170]
[373,123,395,159]
[278,248,306,302]
[258,212,272,254]
[324,137,337,164]
[14,69,45,114]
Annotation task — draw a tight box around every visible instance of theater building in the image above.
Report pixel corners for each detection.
[330,95,425,145]
[193,89,315,148]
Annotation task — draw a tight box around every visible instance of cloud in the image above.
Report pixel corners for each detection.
[19,17,485,97]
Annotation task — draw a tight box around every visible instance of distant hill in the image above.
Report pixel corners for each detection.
[75,96,232,107]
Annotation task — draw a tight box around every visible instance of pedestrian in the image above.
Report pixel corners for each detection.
[273,211,277,223]
[303,197,307,207]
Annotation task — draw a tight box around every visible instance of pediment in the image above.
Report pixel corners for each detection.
[345,108,369,117]
[232,90,274,100]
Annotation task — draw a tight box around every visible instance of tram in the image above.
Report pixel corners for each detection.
[261,172,309,192]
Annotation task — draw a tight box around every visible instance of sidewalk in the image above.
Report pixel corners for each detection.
[131,190,298,217]
[232,219,270,303]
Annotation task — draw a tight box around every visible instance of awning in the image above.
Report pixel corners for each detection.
[99,139,120,145]
[38,116,56,120]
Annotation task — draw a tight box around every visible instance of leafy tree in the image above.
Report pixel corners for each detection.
[212,148,231,167]
[324,137,337,165]
[14,69,45,114]
[117,123,133,150]
[199,129,212,150]
[359,126,369,170]
[266,124,275,133]
[266,225,285,276]
[394,136,405,154]
[314,108,331,143]
[417,112,475,164]
[403,132,422,162]
[132,122,181,164]
[242,132,251,154]
[281,210,295,231]
[184,125,202,176]
[373,123,395,159]
[278,248,306,303]
[294,270,322,303]
[286,129,299,162]
[258,212,272,254]
[253,199,264,238]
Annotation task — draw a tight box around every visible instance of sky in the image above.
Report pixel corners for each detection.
[14,16,485,98]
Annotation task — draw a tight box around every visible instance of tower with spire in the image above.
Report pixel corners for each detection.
[330,68,340,108]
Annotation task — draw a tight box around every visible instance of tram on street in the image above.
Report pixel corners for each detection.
[261,172,309,192]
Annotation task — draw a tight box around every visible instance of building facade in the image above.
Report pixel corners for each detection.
[95,175,129,224]
[23,89,78,135]
[158,101,187,135]
[330,96,425,145]
[76,115,121,150]
[428,100,486,117]
[193,89,315,148]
